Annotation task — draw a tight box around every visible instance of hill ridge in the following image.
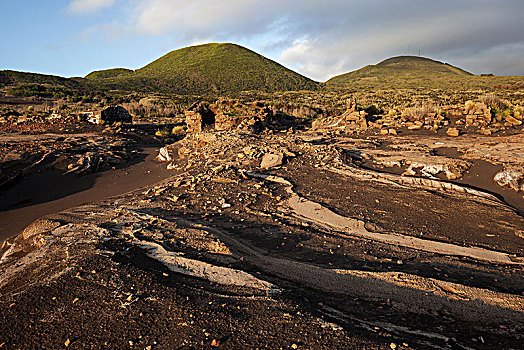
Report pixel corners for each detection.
[87,43,319,94]
[326,55,474,89]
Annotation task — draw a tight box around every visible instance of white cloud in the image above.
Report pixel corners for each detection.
[280,39,313,63]
[279,39,345,80]
[67,0,117,15]
[69,0,524,78]
[133,0,283,36]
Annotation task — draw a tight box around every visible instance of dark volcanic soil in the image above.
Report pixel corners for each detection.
[1,130,523,350]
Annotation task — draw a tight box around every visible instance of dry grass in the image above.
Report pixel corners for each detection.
[401,102,437,120]
[480,94,506,110]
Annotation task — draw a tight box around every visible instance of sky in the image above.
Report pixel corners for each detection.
[1,0,523,81]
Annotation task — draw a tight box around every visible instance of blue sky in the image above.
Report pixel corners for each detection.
[1,0,523,81]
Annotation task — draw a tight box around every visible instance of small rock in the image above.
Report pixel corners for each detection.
[446,128,460,137]
[505,115,522,126]
[260,153,284,169]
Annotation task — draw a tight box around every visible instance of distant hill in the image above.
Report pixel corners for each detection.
[4,51,520,97]
[326,56,474,90]
[85,68,133,80]
[86,43,319,94]
[0,70,86,98]
[0,70,82,89]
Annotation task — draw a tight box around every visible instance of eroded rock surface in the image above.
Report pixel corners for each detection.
[1,128,524,349]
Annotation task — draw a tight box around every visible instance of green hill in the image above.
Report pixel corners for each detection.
[326,56,475,90]
[87,43,319,94]
[85,68,133,80]
[0,70,82,89]
[0,70,86,98]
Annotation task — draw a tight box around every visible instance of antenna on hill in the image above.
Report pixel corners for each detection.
[408,45,410,54]
[418,49,421,57]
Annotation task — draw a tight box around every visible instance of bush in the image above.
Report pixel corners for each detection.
[172,125,186,135]
[364,105,382,116]
[401,101,436,120]
[480,94,506,110]
[514,105,524,120]
[155,129,171,137]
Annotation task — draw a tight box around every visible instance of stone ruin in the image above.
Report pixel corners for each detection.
[311,98,370,132]
[185,102,216,133]
[184,98,295,134]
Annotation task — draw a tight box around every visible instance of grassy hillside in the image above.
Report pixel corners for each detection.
[326,56,480,90]
[0,70,87,98]
[88,43,319,94]
[0,70,82,89]
[85,68,133,80]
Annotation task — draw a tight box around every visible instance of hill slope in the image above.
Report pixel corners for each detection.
[0,70,87,98]
[85,68,133,80]
[87,43,319,94]
[326,56,474,90]
[0,70,82,89]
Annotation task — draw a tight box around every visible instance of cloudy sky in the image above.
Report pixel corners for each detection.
[1,0,523,81]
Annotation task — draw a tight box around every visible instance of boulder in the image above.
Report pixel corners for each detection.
[101,106,132,124]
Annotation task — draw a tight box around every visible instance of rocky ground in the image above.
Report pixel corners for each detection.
[1,122,523,349]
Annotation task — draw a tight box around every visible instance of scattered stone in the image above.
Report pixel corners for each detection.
[494,168,524,192]
[446,128,460,137]
[480,128,492,136]
[505,115,522,126]
[260,153,284,169]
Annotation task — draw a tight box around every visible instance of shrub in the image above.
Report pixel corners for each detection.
[364,105,382,116]
[514,105,524,120]
[480,94,506,110]
[172,125,186,135]
[155,129,171,137]
[401,101,436,120]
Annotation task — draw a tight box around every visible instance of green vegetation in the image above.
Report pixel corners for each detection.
[0,70,82,89]
[155,128,172,137]
[85,68,133,80]
[86,43,319,94]
[8,83,73,98]
[172,125,186,135]
[1,47,522,125]
[326,56,479,90]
